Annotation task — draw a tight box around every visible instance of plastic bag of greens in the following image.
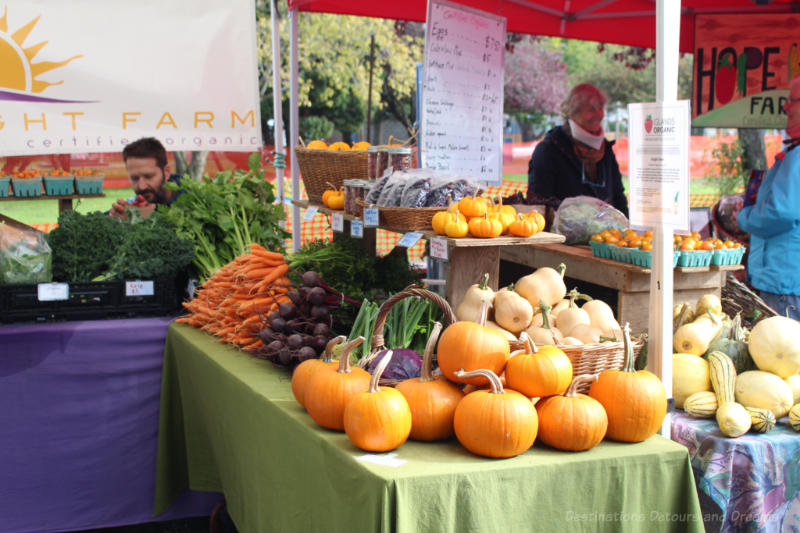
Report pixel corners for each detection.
[552,196,628,244]
[0,223,52,283]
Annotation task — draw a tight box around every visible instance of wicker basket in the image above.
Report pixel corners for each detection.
[357,286,457,386]
[510,335,645,394]
[356,199,440,231]
[294,147,369,203]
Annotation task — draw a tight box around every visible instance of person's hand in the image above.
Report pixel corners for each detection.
[110,198,128,218]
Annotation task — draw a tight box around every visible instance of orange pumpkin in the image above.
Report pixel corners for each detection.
[589,324,667,442]
[305,337,370,430]
[444,209,469,238]
[453,368,538,458]
[505,332,573,398]
[457,194,488,218]
[468,212,503,238]
[344,350,413,452]
[396,323,464,441]
[536,374,608,451]
[508,213,538,237]
[437,299,510,385]
[291,335,346,408]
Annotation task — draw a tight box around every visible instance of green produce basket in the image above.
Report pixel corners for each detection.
[711,247,746,266]
[673,250,680,268]
[677,249,713,267]
[0,176,10,198]
[43,176,75,196]
[610,245,632,263]
[11,177,43,197]
[589,240,612,259]
[74,174,105,195]
[629,248,652,268]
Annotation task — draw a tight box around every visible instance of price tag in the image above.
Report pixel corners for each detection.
[303,205,319,221]
[351,219,364,238]
[430,236,449,261]
[331,212,344,233]
[396,231,423,249]
[125,280,154,296]
[37,283,69,302]
[363,207,380,227]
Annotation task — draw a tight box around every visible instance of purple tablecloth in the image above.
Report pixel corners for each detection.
[0,317,221,533]
[671,411,800,533]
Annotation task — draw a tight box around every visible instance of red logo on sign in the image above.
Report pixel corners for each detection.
[644,115,653,133]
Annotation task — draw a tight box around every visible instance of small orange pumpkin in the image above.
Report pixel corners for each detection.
[453,368,538,458]
[468,212,503,238]
[457,193,488,218]
[505,332,573,398]
[536,374,608,451]
[589,324,667,442]
[396,323,464,441]
[508,213,538,237]
[305,337,370,430]
[444,209,469,238]
[344,350,413,452]
[291,335,346,408]
[437,299,510,385]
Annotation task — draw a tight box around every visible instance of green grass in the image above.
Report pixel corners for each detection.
[1,188,134,226]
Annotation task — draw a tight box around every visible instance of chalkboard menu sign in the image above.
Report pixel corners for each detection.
[420,0,506,185]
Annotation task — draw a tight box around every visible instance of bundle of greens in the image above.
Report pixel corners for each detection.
[48,211,127,282]
[161,153,288,280]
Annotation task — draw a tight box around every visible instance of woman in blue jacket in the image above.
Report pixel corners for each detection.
[737,75,800,319]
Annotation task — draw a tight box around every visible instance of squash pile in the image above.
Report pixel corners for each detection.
[431,195,546,239]
[673,294,800,437]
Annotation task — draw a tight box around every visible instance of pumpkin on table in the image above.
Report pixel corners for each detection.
[505,332,572,398]
[291,335,346,408]
[344,351,413,452]
[453,368,538,458]
[535,375,608,452]
[396,322,464,441]
[468,213,503,238]
[588,323,667,442]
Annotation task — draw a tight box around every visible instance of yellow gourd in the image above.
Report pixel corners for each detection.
[515,263,567,308]
[673,313,720,356]
[707,350,751,437]
[493,285,534,335]
[696,294,722,319]
[444,210,469,238]
[683,391,718,418]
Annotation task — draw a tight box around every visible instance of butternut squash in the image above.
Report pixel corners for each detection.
[455,273,495,322]
[673,312,720,356]
[582,297,617,332]
[567,323,603,344]
[493,285,534,335]
[525,301,563,346]
[555,289,591,338]
[515,263,567,308]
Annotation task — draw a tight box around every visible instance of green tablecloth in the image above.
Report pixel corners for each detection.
[155,324,704,533]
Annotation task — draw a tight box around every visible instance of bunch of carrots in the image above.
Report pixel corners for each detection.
[175,242,290,349]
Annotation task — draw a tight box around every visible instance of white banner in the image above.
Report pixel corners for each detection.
[0,0,261,156]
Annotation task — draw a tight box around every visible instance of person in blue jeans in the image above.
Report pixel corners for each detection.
[737,74,800,320]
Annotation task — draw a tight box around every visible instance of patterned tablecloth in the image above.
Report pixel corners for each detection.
[670,411,800,532]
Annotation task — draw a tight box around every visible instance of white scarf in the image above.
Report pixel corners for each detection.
[568,119,605,150]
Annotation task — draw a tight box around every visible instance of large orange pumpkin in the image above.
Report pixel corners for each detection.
[344,351,413,452]
[589,324,667,442]
[437,300,510,385]
[453,368,538,458]
[536,374,608,451]
[396,323,464,441]
[305,337,370,430]
[505,333,573,398]
[291,335,346,408]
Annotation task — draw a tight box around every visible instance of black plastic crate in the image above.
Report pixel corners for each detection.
[1,277,185,323]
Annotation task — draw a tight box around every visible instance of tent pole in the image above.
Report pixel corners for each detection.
[270,0,285,211]
[650,0,681,436]
[289,7,301,252]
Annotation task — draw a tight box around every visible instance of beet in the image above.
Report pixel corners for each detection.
[312,322,330,337]
[366,349,422,381]
[310,305,330,323]
[287,290,302,306]
[266,340,283,353]
[308,287,327,306]
[278,347,292,365]
[297,346,317,361]
[286,334,304,350]
[312,335,328,352]
[270,317,287,332]
[302,271,321,287]
[278,302,296,319]
[258,327,276,344]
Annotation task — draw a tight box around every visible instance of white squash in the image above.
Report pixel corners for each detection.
[455,273,495,321]
[559,336,584,346]
[493,288,534,335]
[734,370,795,418]
[555,289,591,337]
[582,298,617,333]
[515,263,567,308]
[748,316,800,378]
[567,323,603,344]
[784,374,800,405]
[672,353,712,409]
[550,299,570,319]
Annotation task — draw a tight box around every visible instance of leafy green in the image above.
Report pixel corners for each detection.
[161,153,288,280]
[48,211,127,282]
[0,224,52,284]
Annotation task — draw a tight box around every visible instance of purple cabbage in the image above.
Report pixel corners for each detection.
[366,349,422,381]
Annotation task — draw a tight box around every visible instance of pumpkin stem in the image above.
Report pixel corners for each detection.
[369,350,393,393]
[323,335,347,364]
[537,300,554,331]
[566,374,597,397]
[338,336,365,373]
[478,273,490,291]
[621,323,636,373]
[476,299,491,327]
[419,322,443,382]
[567,288,581,308]
[557,263,567,279]
[518,331,538,354]
[455,368,505,394]
[446,194,454,213]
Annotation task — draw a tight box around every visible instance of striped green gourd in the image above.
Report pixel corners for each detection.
[743,406,775,433]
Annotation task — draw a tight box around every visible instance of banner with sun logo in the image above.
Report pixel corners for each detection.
[0,1,260,155]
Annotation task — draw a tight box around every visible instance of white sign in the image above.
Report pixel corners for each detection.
[627,101,691,231]
[430,236,449,260]
[396,232,423,249]
[420,0,505,184]
[356,453,408,468]
[303,205,319,221]
[331,213,344,233]
[125,280,154,297]
[0,0,261,155]
[37,282,69,301]
[363,207,380,227]
[350,220,363,238]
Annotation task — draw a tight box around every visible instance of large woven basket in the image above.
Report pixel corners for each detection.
[356,199,439,231]
[510,335,644,393]
[357,286,457,386]
[294,147,368,202]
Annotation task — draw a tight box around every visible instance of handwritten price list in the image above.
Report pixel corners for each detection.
[421,0,506,184]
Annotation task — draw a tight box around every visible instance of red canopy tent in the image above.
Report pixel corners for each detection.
[287,0,800,52]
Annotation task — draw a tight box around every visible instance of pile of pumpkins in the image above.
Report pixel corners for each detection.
[306,139,371,151]
[455,266,625,347]
[291,291,668,459]
[431,194,546,239]
[672,294,800,436]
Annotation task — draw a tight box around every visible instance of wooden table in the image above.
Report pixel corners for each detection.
[500,243,743,334]
[293,200,565,310]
